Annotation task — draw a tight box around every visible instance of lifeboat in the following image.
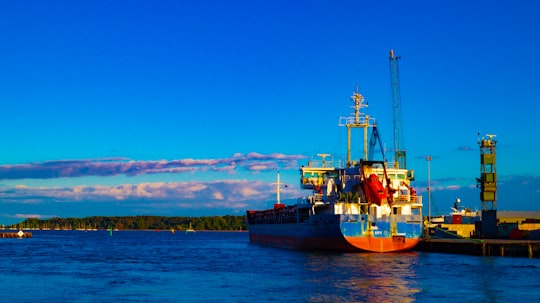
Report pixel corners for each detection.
[364,174,387,205]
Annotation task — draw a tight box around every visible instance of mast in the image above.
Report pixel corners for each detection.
[426,156,432,223]
[273,171,285,209]
[339,87,376,167]
[276,172,281,205]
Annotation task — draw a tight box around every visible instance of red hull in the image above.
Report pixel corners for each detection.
[344,236,420,253]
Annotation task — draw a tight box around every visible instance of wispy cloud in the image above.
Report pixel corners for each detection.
[0,153,306,222]
[0,153,305,180]
[0,180,302,212]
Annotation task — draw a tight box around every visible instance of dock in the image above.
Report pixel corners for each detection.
[0,231,33,238]
[415,238,540,258]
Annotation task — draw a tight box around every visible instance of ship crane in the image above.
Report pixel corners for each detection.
[389,49,406,169]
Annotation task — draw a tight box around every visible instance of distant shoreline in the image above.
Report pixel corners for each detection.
[4,229,249,232]
[7,215,248,232]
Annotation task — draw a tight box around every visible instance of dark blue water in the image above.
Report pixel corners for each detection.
[1,230,538,302]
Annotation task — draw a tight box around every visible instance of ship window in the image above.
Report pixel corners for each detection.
[397,174,405,179]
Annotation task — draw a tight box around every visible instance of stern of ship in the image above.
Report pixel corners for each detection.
[339,202,423,253]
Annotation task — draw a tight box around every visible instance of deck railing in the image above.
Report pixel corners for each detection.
[394,195,423,204]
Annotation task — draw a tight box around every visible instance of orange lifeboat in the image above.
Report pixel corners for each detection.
[364,174,387,205]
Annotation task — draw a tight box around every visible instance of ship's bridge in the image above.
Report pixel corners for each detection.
[300,154,344,189]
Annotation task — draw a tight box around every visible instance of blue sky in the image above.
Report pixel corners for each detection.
[1,0,539,224]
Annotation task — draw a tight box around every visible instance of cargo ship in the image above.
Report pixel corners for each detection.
[246,89,423,252]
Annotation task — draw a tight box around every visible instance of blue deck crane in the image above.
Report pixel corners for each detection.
[389,49,406,169]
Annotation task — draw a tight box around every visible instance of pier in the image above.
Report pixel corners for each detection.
[415,238,540,258]
[0,231,33,238]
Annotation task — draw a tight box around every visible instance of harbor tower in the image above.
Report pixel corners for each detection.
[478,134,497,238]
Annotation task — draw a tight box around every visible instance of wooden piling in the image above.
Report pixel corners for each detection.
[415,238,540,258]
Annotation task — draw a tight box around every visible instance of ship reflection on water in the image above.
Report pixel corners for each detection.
[302,252,421,303]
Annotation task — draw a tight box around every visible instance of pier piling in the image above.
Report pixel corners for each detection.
[415,238,540,258]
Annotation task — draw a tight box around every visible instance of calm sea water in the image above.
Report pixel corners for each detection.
[1,230,538,303]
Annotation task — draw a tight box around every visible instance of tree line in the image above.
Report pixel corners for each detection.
[13,215,248,231]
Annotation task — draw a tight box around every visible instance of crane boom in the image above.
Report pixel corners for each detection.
[389,49,406,169]
[368,125,386,162]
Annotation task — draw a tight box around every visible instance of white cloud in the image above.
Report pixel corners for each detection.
[212,191,224,200]
[0,179,291,211]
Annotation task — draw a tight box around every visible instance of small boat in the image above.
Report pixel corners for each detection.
[428,198,482,238]
[186,222,196,233]
[450,198,480,217]
[430,197,481,225]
